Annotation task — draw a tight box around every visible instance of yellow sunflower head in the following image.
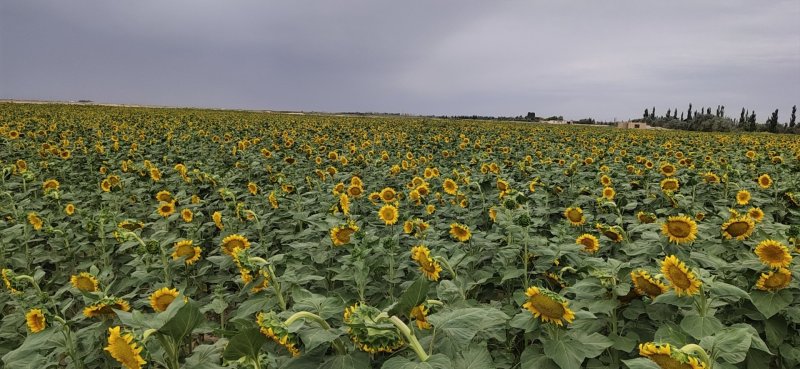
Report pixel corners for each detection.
[630,270,668,298]
[602,187,616,200]
[378,204,399,225]
[639,342,707,369]
[65,203,76,216]
[83,297,131,318]
[755,267,792,291]
[576,234,600,253]
[410,245,442,281]
[156,201,176,218]
[256,311,302,357]
[449,223,472,242]
[330,221,359,246]
[747,207,764,222]
[212,211,224,229]
[736,190,751,205]
[149,287,180,312]
[180,208,193,222]
[564,207,586,226]
[42,179,60,193]
[754,240,792,269]
[25,308,46,333]
[721,216,755,241]
[155,190,172,203]
[70,272,99,292]
[221,234,251,256]
[443,179,458,195]
[339,193,350,215]
[104,326,147,369]
[380,187,397,202]
[521,286,575,326]
[247,182,258,195]
[661,215,698,244]
[637,211,657,224]
[172,240,202,265]
[660,178,680,192]
[757,174,772,189]
[661,255,702,296]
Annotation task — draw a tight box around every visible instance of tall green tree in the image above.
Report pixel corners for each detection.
[790,105,796,128]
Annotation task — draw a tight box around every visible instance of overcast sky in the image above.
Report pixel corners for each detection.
[1,1,798,121]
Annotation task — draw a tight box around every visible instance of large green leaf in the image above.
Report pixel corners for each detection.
[296,325,342,352]
[182,343,225,369]
[318,352,371,369]
[159,299,204,343]
[700,327,752,364]
[1,328,58,369]
[452,344,493,369]
[520,346,559,369]
[622,358,661,369]
[222,328,267,362]
[388,277,430,318]
[426,308,509,356]
[543,337,584,369]
[750,290,793,319]
[380,354,453,369]
[680,314,723,339]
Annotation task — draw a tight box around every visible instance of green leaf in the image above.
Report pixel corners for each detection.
[318,352,371,369]
[709,281,750,302]
[543,337,584,369]
[159,299,204,343]
[452,344,493,369]
[700,327,751,364]
[296,325,341,352]
[388,277,430,318]
[570,332,614,359]
[621,358,661,369]
[381,354,453,369]
[1,328,59,369]
[426,308,509,356]
[750,290,793,318]
[680,314,723,339]
[222,328,267,362]
[520,346,559,369]
[182,343,225,369]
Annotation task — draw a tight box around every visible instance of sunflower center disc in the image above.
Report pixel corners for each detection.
[667,221,691,238]
[666,266,691,288]
[530,294,565,319]
[726,222,749,236]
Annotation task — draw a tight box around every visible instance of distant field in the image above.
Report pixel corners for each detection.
[1,103,799,369]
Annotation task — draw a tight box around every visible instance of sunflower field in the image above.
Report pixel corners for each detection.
[1,102,799,369]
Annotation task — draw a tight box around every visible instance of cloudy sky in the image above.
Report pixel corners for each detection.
[1,1,798,121]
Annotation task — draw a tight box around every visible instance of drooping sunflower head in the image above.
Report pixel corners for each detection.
[449,223,472,242]
[104,326,147,369]
[747,207,765,222]
[660,178,680,192]
[212,211,224,229]
[564,207,586,226]
[83,297,131,318]
[221,234,250,256]
[330,221,359,246]
[268,191,279,209]
[378,204,399,225]
[721,216,755,241]
[339,193,351,215]
[754,240,792,269]
[661,215,698,244]
[521,286,575,326]
[25,308,46,333]
[630,270,668,298]
[149,287,180,312]
[757,174,773,189]
[576,234,600,253]
[409,304,432,330]
[755,267,792,291]
[661,255,702,297]
[70,272,99,292]
[637,211,657,224]
[2,268,21,294]
[172,239,202,265]
[27,212,43,230]
[639,342,707,369]
[410,245,442,281]
[596,224,625,243]
[736,190,751,205]
[343,303,405,354]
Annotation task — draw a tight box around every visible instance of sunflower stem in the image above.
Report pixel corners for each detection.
[283,312,346,355]
[267,264,287,311]
[389,316,429,362]
[680,343,711,367]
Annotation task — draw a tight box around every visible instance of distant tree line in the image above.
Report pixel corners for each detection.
[638,104,798,134]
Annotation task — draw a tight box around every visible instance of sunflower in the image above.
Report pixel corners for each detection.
[27,212,43,230]
[330,221,359,246]
[100,179,112,192]
[70,272,99,292]
[149,167,161,181]
[442,179,458,195]
[42,179,60,193]
[156,201,176,218]
[221,234,250,256]
[703,172,720,184]
[721,216,755,240]
[757,174,772,189]
[378,204,399,225]
[344,303,405,354]
[25,308,46,333]
[564,207,586,226]
[602,187,616,200]
[576,234,600,253]
[426,204,435,214]
[256,311,301,357]
[2,268,20,294]
[212,211,224,230]
[747,207,764,222]
[155,190,172,203]
[521,286,575,326]
[83,297,131,318]
[410,245,442,281]
[104,326,146,369]
[449,223,472,242]
[600,175,612,187]
[631,270,668,298]
[268,191,278,209]
[661,215,698,244]
[639,342,707,369]
[410,304,432,330]
[637,211,657,224]
[661,255,702,296]
[368,192,381,204]
[755,267,792,291]
[347,184,364,197]
[754,240,792,268]
[149,287,180,312]
[736,190,751,205]
[64,203,75,216]
[659,163,676,177]
[180,208,193,222]
[660,178,680,192]
[597,224,625,243]
[339,193,350,215]
[247,182,258,195]
[172,240,202,265]
[380,187,397,202]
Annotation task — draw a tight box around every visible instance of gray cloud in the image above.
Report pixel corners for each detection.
[1,0,798,121]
